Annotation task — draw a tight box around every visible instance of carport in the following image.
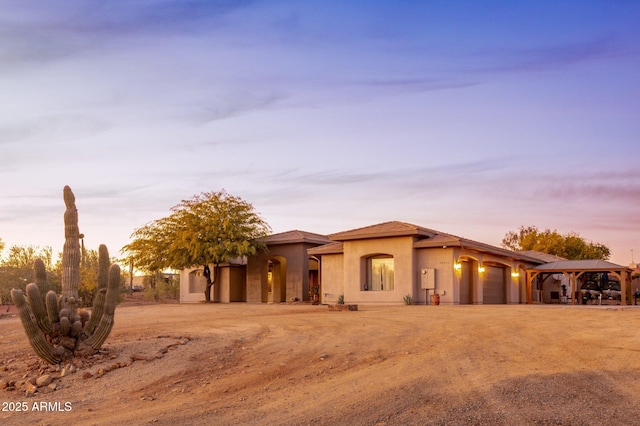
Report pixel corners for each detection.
[525,260,633,305]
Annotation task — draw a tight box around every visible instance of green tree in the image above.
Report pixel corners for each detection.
[69,244,125,305]
[0,245,58,304]
[120,233,168,290]
[501,226,610,260]
[77,248,100,306]
[3,245,53,269]
[123,190,271,302]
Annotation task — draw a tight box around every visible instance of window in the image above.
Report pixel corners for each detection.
[189,270,207,294]
[366,256,394,291]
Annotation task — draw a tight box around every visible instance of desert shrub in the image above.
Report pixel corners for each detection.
[337,294,344,304]
[0,287,10,305]
[144,285,165,302]
[404,294,413,305]
[144,276,179,303]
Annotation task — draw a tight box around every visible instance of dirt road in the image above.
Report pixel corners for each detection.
[2,303,640,425]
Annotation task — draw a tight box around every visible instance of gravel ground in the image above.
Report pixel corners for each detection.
[2,303,640,425]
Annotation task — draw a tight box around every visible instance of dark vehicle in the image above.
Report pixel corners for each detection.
[580,280,601,302]
[601,280,621,300]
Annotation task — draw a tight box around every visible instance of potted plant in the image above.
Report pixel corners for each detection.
[310,284,320,304]
[560,284,568,303]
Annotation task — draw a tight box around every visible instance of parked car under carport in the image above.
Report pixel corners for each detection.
[601,280,621,300]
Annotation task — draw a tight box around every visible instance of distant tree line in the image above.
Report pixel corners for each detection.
[501,226,610,260]
[0,242,123,306]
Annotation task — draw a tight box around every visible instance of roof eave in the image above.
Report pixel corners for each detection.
[330,229,434,241]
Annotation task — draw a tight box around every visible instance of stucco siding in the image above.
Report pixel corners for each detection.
[342,236,415,304]
[415,248,456,304]
[446,252,530,304]
[246,256,266,303]
[217,265,247,303]
[180,267,206,303]
[319,254,344,304]
[246,243,316,303]
[180,264,244,303]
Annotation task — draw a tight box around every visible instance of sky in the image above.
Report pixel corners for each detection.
[1,0,639,266]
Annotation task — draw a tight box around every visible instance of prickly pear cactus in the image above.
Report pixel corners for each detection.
[10,186,121,364]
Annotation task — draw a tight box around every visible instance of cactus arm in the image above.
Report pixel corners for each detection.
[84,290,106,335]
[82,264,120,350]
[97,244,110,289]
[70,320,83,337]
[68,297,79,323]
[83,243,110,335]
[80,310,90,325]
[33,258,49,298]
[11,289,59,364]
[46,290,60,323]
[60,316,71,336]
[104,264,121,315]
[25,283,52,334]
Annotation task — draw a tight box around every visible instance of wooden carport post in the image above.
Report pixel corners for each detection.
[619,268,628,305]
[607,269,628,305]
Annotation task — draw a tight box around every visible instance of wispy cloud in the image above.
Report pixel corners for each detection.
[530,169,640,203]
[0,0,257,74]
[0,114,111,145]
[183,91,288,124]
[348,77,479,94]
[464,38,623,75]
[0,0,257,36]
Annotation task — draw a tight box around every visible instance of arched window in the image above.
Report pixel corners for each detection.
[189,270,207,294]
[366,255,394,291]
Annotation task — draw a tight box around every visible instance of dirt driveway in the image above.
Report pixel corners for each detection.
[2,303,640,425]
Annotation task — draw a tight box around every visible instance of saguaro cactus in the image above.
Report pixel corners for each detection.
[11,186,121,364]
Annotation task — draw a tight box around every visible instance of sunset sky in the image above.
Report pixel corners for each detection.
[1,1,638,265]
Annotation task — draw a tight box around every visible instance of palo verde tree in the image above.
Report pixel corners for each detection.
[501,225,611,260]
[123,190,271,302]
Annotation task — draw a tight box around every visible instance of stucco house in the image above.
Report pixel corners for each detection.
[180,221,633,305]
[180,230,330,304]
[246,230,331,303]
[308,221,545,305]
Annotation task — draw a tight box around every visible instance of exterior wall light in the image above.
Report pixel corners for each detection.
[511,271,520,278]
[454,262,461,271]
[478,266,485,273]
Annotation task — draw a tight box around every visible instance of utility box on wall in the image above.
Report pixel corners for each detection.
[420,268,435,290]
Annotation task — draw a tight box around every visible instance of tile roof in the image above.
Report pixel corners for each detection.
[412,231,545,263]
[260,230,331,246]
[329,221,438,241]
[307,242,344,255]
[312,221,546,263]
[519,251,566,263]
[303,221,625,270]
